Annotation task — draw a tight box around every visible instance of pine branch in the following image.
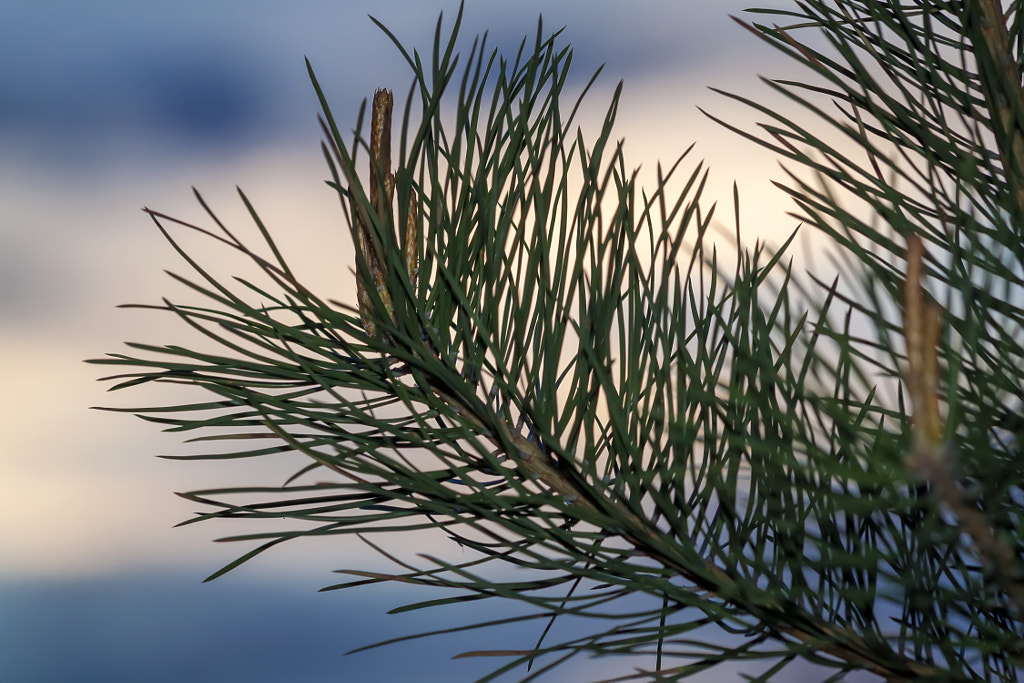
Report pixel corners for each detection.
[89,3,1024,680]
[964,0,1024,215]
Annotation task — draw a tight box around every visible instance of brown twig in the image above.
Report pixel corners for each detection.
[902,232,1024,614]
[356,89,419,342]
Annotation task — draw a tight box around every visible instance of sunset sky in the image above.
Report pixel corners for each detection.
[0,1,829,680]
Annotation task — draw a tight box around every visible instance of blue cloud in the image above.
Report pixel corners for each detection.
[0,42,283,162]
[123,50,275,143]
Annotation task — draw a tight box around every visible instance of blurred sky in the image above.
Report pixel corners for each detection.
[0,1,826,680]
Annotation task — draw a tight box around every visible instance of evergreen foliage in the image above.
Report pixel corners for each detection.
[92,2,1024,679]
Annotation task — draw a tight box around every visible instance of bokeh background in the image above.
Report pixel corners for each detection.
[0,1,830,680]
